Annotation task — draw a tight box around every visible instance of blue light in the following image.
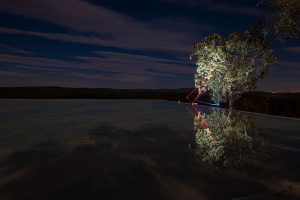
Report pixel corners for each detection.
[195,86,220,107]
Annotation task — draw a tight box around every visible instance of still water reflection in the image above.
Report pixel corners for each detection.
[0,100,299,200]
[188,105,268,169]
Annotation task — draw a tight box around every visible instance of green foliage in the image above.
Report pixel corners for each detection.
[191,32,275,105]
[191,109,268,169]
[264,0,300,41]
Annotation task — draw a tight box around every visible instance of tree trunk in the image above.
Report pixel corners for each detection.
[229,90,234,110]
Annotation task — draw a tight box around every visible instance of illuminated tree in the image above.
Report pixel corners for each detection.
[191,32,275,109]
[191,109,268,169]
[191,34,227,103]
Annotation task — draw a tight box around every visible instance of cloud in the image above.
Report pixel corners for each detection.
[0,53,81,69]
[0,51,194,75]
[147,17,213,32]
[0,27,110,47]
[0,0,271,89]
[0,44,34,55]
[272,60,300,74]
[222,7,264,17]
[0,0,207,53]
[90,51,194,73]
[257,76,300,92]
[0,27,195,63]
[160,0,227,10]
[256,59,300,91]
[68,72,154,82]
[159,0,264,17]
[284,46,300,54]
[0,50,194,88]
[0,71,38,77]
[0,0,129,33]
[0,0,205,88]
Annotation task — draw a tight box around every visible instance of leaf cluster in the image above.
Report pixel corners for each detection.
[191,32,275,103]
[192,110,268,169]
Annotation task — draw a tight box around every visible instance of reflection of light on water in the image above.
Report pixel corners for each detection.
[187,105,269,169]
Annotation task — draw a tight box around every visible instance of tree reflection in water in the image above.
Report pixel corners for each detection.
[188,106,269,169]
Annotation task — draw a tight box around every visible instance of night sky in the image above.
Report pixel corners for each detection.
[0,0,299,91]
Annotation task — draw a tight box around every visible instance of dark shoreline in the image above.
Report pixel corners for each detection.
[0,87,299,118]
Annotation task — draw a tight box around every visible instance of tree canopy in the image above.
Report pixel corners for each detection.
[191,109,268,169]
[191,32,275,108]
[263,0,300,41]
[190,0,300,108]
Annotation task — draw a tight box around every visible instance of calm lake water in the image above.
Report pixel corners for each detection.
[0,99,299,200]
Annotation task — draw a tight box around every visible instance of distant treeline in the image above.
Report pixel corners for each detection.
[0,87,299,118]
[0,87,191,101]
[235,91,300,118]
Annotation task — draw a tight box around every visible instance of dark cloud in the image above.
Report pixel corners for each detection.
[273,60,300,74]
[284,46,300,54]
[0,51,193,74]
[256,59,300,92]
[0,0,206,52]
[0,44,34,55]
[0,0,298,91]
[257,76,300,92]
[0,0,201,89]
[0,50,194,88]
[159,0,264,17]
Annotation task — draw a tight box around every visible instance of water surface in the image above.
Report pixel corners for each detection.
[0,100,299,200]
